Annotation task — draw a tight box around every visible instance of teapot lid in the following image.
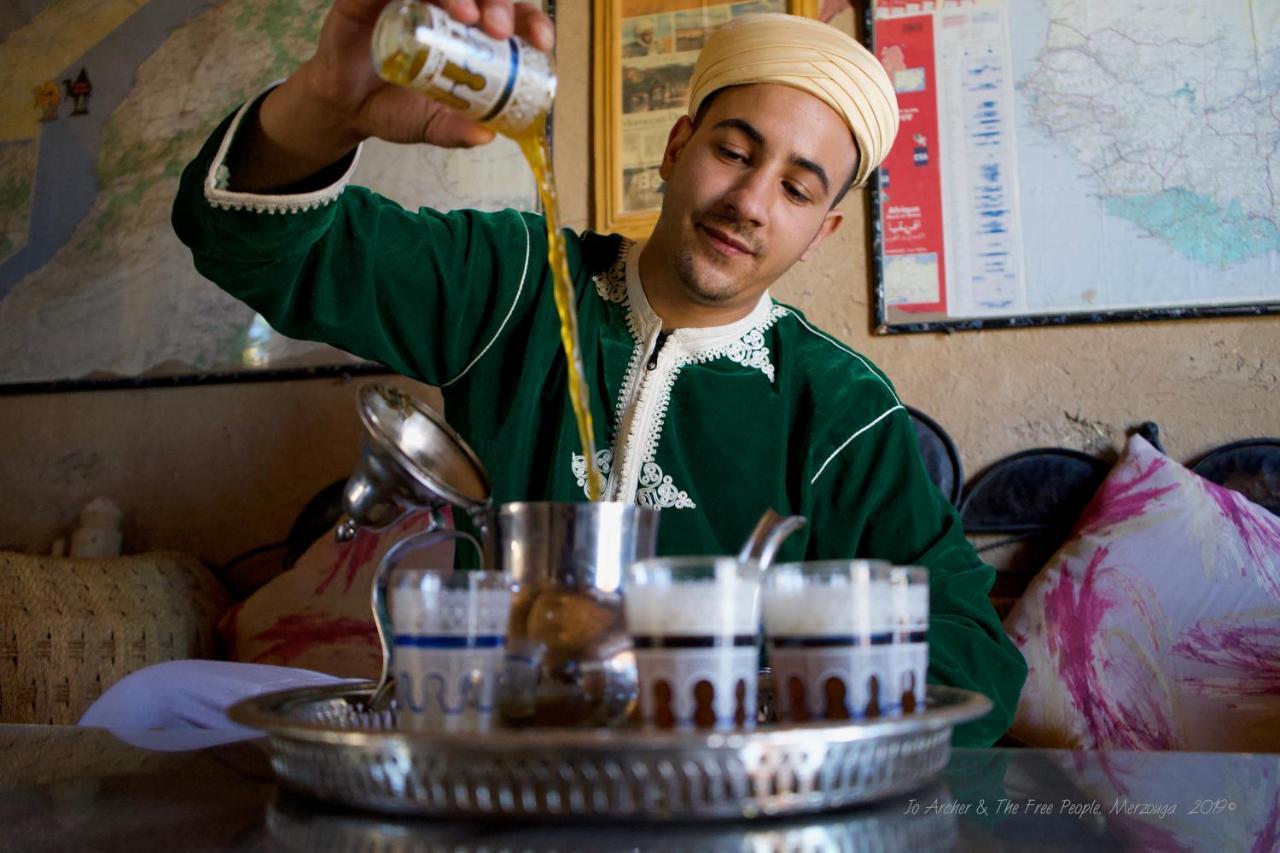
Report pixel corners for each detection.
[356,384,492,513]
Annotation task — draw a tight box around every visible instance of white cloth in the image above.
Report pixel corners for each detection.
[78,660,354,745]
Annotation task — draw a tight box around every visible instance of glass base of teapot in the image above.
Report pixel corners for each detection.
[499,647,637,728]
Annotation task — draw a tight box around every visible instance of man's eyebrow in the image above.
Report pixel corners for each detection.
[712,117,831,197]
[790,154,830,197]
[712,117,765,147]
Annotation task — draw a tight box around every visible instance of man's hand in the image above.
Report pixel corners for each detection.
[230,1,555,192]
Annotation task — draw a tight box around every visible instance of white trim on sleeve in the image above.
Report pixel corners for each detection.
[442,212,532,387]
[203,84,362,214]
[810,404,905,485]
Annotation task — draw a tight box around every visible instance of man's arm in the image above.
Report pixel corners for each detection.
[227,0,555,192]
[172,96,564,387]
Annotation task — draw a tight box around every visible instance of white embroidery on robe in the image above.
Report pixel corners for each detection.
[572,449,613,499]
[578,239,786,509]
[614,306,786,503]
[636,462,696,509]
[682,305,789,383]
[592,238,632,304]
[205,85,357,214]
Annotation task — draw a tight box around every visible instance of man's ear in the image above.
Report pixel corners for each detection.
[800,209,844,261]
[658,116,695,181]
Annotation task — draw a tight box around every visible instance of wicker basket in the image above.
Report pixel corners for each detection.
[0,550,231,724]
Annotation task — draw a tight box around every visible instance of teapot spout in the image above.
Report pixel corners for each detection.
[737,508,807,569]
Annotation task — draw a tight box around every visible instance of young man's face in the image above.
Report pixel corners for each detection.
[649,84,856,313]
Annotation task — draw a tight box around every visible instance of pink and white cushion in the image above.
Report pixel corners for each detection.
[219,509,453,679]
[1005,434,1280,751]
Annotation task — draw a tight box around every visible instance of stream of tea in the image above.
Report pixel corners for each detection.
[378,45,602,501]
[514,120,602,501]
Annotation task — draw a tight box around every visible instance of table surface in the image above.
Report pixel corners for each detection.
[2,725,1277,852]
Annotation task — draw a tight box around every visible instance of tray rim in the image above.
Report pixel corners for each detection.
[229,682,992,751]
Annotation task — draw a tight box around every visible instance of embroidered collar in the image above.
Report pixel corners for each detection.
[622,239,777,358]
[575,237,790,505]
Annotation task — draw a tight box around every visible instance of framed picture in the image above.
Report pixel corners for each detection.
[869,0,1280,332]
[593,0,820,239]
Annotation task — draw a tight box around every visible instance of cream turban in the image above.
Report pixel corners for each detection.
[687,13,899,189]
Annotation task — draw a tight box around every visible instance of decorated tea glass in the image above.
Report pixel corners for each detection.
[763,561,929,721]
[624,556,762,730]
[390,567,513,732]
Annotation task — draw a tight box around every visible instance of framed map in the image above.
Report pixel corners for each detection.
[0,0,542,392]
[870,0,1280,332]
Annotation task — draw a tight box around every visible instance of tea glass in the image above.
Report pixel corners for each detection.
[390,567,513,732]
[763,561,929,722]
[625,557,761,730]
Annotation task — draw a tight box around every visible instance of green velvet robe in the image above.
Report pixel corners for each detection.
[172,96,1027,746]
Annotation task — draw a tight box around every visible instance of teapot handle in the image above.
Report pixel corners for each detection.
[366,512,485,712]
[737,508,807,569]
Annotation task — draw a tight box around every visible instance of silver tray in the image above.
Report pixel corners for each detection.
[230,683,990,821]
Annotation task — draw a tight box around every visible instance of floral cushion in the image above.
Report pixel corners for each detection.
[219,509,452,679]
[1005,434,1280,751]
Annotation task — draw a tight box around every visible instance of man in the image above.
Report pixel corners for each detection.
[94,1,1025,746]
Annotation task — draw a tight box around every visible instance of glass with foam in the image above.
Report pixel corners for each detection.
[763,562,929,722]
[624,557,762,730]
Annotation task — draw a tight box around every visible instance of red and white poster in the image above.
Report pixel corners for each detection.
[874,7,947,313]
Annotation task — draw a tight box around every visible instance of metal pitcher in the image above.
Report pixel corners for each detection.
[494,501,658,727]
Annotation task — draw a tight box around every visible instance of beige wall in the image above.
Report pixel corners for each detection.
[1,3,1275,565]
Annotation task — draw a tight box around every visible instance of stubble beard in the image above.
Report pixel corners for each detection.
[671,226,762,306]
[672,246,735,305]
